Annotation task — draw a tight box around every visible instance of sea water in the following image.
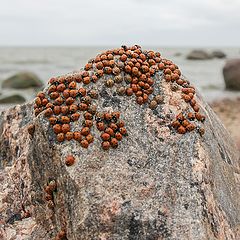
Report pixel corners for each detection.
[0,46,240,108]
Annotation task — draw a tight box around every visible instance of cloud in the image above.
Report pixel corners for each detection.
[0,0,239,46]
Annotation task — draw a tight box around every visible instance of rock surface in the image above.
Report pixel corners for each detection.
[186,50,213,60]
[2,72,43,89]
[0,94,26,104]
[0,47,240,240]
[223,59,240,90]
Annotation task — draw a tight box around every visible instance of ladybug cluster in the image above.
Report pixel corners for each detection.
[44,180,57,210]
[34,85,98,148]
[33,45,206,152]
[43,179,67,239]
[96,111,127,150]
[170,86,206,134]
[171,112,205,135]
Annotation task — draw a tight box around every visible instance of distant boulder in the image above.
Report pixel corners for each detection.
[186,50,213,60]
[174,52,182,57]
[2,72,43,89]
[212,50,226,59]
[0,94,26,104]
[223,59,240,90]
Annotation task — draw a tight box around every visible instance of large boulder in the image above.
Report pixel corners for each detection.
[0,94,26,104]
[2,72,43,89]
[0,46,240,240]
[223,59,240,90]
[186,50,213,60]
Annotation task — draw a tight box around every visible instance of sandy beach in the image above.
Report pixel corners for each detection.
[211,97,240,151]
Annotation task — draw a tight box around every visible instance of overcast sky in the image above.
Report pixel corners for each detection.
[0,0,239,47]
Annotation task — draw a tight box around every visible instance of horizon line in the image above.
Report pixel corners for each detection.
[0,45,239,49]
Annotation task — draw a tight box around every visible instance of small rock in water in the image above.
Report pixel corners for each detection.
[0,94,26,104]
[212,50,226,59]
[2,71,43,89]
[186,50,213,60]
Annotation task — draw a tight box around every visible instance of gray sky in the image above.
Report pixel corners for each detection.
[0,0,239,46]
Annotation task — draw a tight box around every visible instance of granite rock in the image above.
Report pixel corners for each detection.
[0,56,240,240]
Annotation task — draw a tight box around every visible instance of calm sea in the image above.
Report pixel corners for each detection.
[0,46,240,108]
